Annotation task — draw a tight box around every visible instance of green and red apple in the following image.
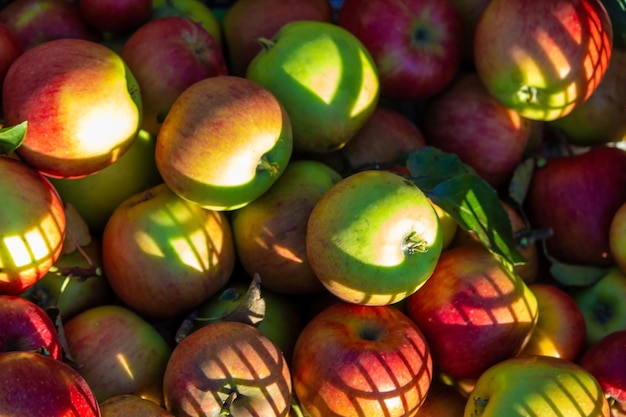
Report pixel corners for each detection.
[150,0,222,48]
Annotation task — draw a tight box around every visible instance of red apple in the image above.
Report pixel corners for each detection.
[120,16,228,135]
[525,146,626,267]
[579,330,626,417]
[78,0,152,34]
[150,0,223,49]
[100,395,174,417]
[0,294,61,359]
[163,321,293,416]
[0,350,101,416]
[338,0,462,100]
[291,302,433,417]
[0,156,66,296]
[0,22,21,94]
[405,245,539,380]
[222,0,333,77]
[0,0,102,51]
[421,72,533,191]
[2,38,143,178]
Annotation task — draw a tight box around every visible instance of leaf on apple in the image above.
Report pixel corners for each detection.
[509,157,534,207]
[61,203,92,255]
[406,146,527,268]
[544,243,611,287]
[0,120,27,155]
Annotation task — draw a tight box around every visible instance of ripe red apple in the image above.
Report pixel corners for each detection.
[0,295,61,359]
[163,321,293,416]
[78,0,152,34]
[2,38,143,178]
[100,395,174,417]
[120,16,228,135]
[223,0,333,77]
[337,0,463,100]
[0,156,66,296]
[0,0,102,51]
[155,75,293,211]
[0,351,101,416]
[525,146,626,267]
[579,330,626,417]
[421,72,533,191]
[102,182,236,319]
[63,304,172,404]
[291,302,433,417]
[405,245,539,380]
[473,0,613,121]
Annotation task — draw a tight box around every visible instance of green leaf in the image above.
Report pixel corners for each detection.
[406,146,526,268]
[0,121,27,155]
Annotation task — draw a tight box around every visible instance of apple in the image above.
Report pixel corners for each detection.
[579,330,626,417]
[291,302,433,417]
[0,22,21,94]
[120,16,228,135]
[306,169,443,305]
[78,0,152,35]
[246,20,380,154]
[163,321,292,416]
[473,0,613,121]
[223,0,333,77]
[150,0,222,48]
[101,182,236,319]
[610,201,626,275]
[449,0,490,65]
[337,0,462,100]
[100,395,174,417]
[414,378,467,417]
[48,129,163,235]
[421,72,533,191]
[524,146,626,267]
[2,38,143,179]
[0,156,66,296]
[0,351,101,416]
[519,283,587,362]
[572,268,626,346]
[405,245,539,380]
[465,355,610,416]
[0,295,61,359]
[231,159,342,295]
[63,304,172,404]
[0,0,102,51]
[155,75,293,211]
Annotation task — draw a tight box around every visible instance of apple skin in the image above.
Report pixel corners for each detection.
[579,330,626,417]
[610,201,626,275]
[306,169,443,306]
[2,38,143,179]
[231,159,342,295]
[473,0,613,121]
[405,245,539,380]
[100,395,174,417]
[549,46,626,146]
[0,295,61,359]
[572,268,626,347]
[525,146,626,267]
[150,0,223,49]
[163,321,293,417]
[0,157,66,296]
[48,129,163,235]
[155,75,293,211]
[0,0,102,51]
[63,304,172,404]
[0,22,22,90]
[519,283,587,362]
[465,355,611,417]
[246,20,380,154]
[291,302,433,417]
[101,182,236,319]
[78,0,152,34]
[0,351,102,416]
[421,72,533,191]
[120,16,228,135]
[223,0,333,77]
[337,0,462,100]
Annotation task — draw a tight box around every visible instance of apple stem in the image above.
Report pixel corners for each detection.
[257,156,280,176]
[254,37,275,51]
[220,391,238,415]
[402,231,429,255]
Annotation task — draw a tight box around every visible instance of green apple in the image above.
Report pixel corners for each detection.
[231,159,342,295]
[465,355,610,416]
[306,169,443,306]
[155,75,293,211]
[572,267,626,346]
[150,0,222,48]
[246,20,380,154]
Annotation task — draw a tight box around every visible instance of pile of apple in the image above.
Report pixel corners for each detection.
[0,0,625,416]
